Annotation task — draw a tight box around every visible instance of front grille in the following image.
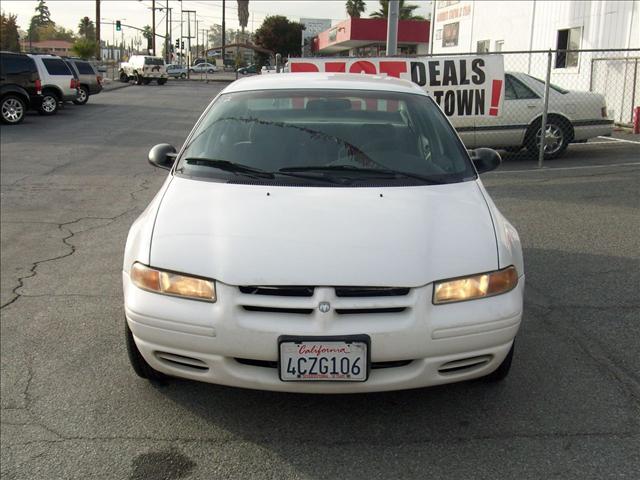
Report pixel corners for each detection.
[334,287,410,297]
[335,307,407,315]
[239,286,314,297]
[242,306,314,315]
[235,358,413,370]
[238,286,412,316]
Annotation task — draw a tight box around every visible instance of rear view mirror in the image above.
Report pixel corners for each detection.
[148,144,177,170]
[470,148,501,174]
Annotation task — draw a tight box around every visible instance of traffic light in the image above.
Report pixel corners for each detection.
[175,38,180,50]
[115,20,121,31]
[181,40,185,50]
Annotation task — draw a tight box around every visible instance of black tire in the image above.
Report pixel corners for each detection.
[142,78,151,85]
[180,72,186,79]
[157,78,167,85]
[207,69,214,74]
[135,74,143,85]
[483,341,514,382]
[525,117,571,160]
[125,321,168,382]
[188,69,194,73]
[1,94,27,125]
[119,71,129,83]
[73,86,89,105]
[38,92,59,115]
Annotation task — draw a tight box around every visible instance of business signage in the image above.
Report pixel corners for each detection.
[288,56,505,118]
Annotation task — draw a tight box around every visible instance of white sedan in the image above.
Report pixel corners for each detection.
[455,71,613,159]
[123,73,525,393]
[189,62,217,74]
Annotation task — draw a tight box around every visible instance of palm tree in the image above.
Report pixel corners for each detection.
[346,0,366,18]
[237,1,249,41]
[78,16,95,40]
[370,0,424,20]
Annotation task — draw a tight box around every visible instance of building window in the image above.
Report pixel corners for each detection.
[555,27,581,68]
[495,40,504,52]
[476,40,490,53]
[435,29,442,41]
[442,22,459,47]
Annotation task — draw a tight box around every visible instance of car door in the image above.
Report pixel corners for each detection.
[474,74,542,148]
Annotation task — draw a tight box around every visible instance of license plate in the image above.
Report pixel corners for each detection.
[278,335,370,382]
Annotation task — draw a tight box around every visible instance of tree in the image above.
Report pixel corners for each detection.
[27,0,53,42]
[71,38,96,59]
[0,12,21,52]
[35,24,75,42]
[237,0,249,42]
[369,0,424,20]
[254,16,303,66]
[78,16,95,40]
[346,0,366,18]
[142,25,152,52]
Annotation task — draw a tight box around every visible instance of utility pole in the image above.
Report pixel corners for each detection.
[222,0,226,70]
[180,0,183,66]
[152,0,156,55]
[95,0,101,60]
[183,10,196,67]
[196,19,199,58]
[165,1,170,62]
[386,0,399,55]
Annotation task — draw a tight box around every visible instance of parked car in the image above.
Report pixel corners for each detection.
[119,55,168,85]
[0,51,43,125]
[124,73,524,393]
[27,54,79,115]
[237,64,257,75]
[455,71,613,159]
[189,62,217,74]
[261,65,277,74]
[166,64,188,79]
[63,58,102,105]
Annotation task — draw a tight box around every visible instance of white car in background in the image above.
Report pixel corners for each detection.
[28,54,79,115]
[123,73,524,393]
[189,62,217,74]
[455,71,613,159]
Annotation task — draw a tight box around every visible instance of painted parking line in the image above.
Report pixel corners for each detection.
[596,136,640,145]
[492,161,640,174]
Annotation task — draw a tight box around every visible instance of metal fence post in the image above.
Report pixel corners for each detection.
[538,49,553,169]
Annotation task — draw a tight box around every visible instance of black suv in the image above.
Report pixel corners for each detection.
[0,51,43,125]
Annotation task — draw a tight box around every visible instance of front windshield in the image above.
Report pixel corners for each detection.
[177,89,475,186]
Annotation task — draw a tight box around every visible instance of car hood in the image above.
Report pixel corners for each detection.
[150,177,498,287]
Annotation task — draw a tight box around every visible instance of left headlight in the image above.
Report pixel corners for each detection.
[130,262,216,302]
[433,266,518,305]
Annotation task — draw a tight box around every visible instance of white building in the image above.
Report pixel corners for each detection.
[431,0,640,123]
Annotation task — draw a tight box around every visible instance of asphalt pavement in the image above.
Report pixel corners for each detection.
[1,82,639,479]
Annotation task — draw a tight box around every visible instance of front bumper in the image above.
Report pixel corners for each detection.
[124,274,524,393]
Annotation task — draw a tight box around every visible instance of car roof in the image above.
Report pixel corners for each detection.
[224,72,426,95]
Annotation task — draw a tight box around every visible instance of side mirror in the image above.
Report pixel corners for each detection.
[148,144,177,170]
[470,148,501,174]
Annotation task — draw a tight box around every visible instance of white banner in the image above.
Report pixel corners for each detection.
[287,56,505,118]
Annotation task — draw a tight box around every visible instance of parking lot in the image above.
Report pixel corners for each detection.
[1,81,639,479]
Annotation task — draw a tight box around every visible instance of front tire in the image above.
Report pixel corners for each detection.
[125,321,168,383]
[1,95,26,125]
[39,93,58,115]
[207,69,214,73]
[525,118,571,159]
[157,78,167,85]
[180,72,186,79]
[119,71,129,83]
[483,341,514,382]
[73,86,89,105]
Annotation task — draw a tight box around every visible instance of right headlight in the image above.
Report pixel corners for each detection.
[130,262,216,302]
[433,266,518,304]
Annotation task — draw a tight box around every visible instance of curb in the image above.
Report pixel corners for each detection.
[102,82,131,93]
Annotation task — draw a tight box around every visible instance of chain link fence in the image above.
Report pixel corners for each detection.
[428,48,638,165]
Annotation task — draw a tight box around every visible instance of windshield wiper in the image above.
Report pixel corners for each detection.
[279,165,447,184]
[179,158,274,179]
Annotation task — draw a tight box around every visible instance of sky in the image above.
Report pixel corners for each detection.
[2,0,433,45]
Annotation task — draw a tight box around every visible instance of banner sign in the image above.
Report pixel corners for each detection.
[288,56,505,117]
